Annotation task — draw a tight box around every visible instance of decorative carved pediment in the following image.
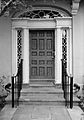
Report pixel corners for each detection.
[71,0,81,15]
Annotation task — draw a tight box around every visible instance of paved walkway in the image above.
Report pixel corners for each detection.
[0,105,16,120]
[0,105,83,120]
[11,105,71,120]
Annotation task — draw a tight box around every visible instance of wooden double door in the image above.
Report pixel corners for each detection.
[29,30,55,80]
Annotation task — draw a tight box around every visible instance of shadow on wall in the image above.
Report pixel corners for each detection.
[0,16,11,76]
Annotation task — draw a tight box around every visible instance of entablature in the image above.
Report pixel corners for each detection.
[12,17,72,29]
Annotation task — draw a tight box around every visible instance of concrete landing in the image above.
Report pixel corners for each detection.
[0,105,83,120]
[0,105,17,120]
[12,105,71,120]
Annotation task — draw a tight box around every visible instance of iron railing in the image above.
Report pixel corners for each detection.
[61,59,73,108]
[12,59,23,108]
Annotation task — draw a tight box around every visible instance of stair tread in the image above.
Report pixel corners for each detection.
[21,87,63,93]
[20,95,65,101]
[21,82,64,105]
[8,82,79,106]
[20,84,64,105]
[29,84,54,87]
[23,83,55,87]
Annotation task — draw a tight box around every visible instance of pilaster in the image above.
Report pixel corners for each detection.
[23,28,29,83]
[56,27,62,83]
[12,28,17,75]
[69,27,73,75]
[55,28,57,83]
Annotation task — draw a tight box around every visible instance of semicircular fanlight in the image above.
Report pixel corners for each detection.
[19,9,64,18]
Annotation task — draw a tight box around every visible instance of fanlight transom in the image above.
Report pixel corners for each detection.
[19,9,65,18]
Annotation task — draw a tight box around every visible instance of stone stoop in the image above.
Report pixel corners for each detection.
[19,81,65,106]
[5,81,80,106]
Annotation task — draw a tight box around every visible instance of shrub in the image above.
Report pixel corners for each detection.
[0,75,8,102]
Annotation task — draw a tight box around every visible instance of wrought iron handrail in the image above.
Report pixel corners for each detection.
[61,59,73,108]
[12,59,23,108]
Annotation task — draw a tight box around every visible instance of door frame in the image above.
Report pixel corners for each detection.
[12,17,72,84]
[29,30,55,81]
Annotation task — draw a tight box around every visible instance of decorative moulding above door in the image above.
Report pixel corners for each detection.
[71,0,81,15]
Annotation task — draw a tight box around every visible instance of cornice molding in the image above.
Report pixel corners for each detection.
[71,0,81,15]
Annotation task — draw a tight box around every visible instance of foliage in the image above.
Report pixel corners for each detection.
[0,0,32,17]
[0,75,8,97]
[76,86,84,112]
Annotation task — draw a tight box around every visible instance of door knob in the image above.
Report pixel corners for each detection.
[52,52,55,59]
[52,55,55,59]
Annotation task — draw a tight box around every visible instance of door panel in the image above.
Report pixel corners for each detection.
[29,30,55,80]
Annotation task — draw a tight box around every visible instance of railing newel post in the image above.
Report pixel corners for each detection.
[11,59,23,108]
[61,59,73,108]
[12,75,14,108]
[70,75,73,109]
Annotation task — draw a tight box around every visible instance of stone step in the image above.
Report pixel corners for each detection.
[21,86,64,101]
[5,82,80,106]
[22,83,62,88]
[20,94,64,101]
[21,87,63,93]
[19,93,65,106]
[19,100,65,106]
[20,82,65,106]
[29,79,54,83]
[20,81,64,106]
[5,94,80,106]
[19,95,80,106]
[23,82,55,87]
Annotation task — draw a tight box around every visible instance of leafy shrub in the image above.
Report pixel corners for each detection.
[0,75,8,97]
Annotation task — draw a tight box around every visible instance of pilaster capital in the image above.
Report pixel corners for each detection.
[71,0,81,15]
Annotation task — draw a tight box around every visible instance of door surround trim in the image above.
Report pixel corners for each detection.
[12,17,72,84]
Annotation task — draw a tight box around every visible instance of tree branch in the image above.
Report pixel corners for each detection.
[0,0,16,17]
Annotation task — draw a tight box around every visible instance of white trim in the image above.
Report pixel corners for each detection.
[70,27,73,75]
[12,28,17,75]
[55,28,57,83]
[12,18,72,29]
[56,28,62,83]
[12,17,72,20]
[12,18,72,84]
[23,28,29,83]
[67,28,70,75]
